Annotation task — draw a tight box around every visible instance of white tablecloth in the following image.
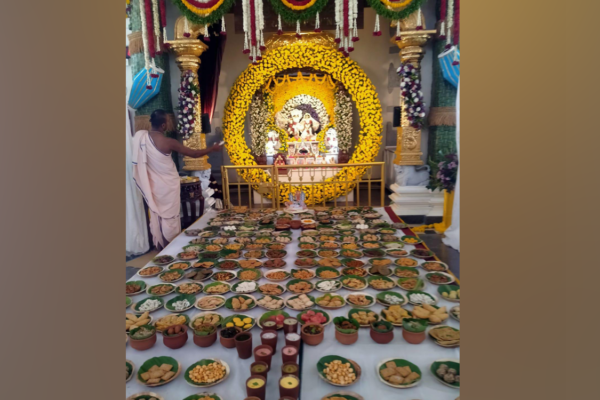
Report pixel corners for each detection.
[126,208,460,400]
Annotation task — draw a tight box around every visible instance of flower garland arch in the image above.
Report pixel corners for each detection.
[222,41,382,205]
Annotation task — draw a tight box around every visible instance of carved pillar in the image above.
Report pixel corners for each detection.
[166,18,211,171]
[391,13,434,166]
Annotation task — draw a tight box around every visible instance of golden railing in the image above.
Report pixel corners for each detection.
[221,162,385,210]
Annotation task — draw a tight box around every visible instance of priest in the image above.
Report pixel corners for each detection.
[132,109,222,249]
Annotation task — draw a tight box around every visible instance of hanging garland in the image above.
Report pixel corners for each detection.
[177,71,200,139]
[365,0,425,21]
[397,62,426,128]
[334,0,359,56]
[242,0,266,63]
[267,0,328,24]
[334,87,352,151]
[171,0,235,26]
[249,93,270,156]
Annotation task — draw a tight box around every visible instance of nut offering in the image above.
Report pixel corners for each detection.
[188,361,226,384]
[322,360,357,385]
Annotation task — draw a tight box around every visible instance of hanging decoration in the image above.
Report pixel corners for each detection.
[334,0,359,56]
[397,62,426,129]
[242,0,265,64]
[249,93,270,156]
[159,0,168,45]
[143,0,156,58]
[151,0,162,54]
[171,0,235,34]
[267,0,328,33]
[366,0,426,36]
[333,87,352,152]
[177,71,200,139]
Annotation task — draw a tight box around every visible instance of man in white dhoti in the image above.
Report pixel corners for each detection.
[132,110,222,249]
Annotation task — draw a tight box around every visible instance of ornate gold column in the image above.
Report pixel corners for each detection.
[166,18,210,171]
[391,13,435,166]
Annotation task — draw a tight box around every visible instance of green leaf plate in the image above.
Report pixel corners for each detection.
[377,358,422,388]
[286,279,315,294]
[225,294,257,311]
[438,285,460,302]
[340,275,368,291]
[146,283,177,297]
[136,356,180,387]
[393,266,420,278]
[315,266,341,279]
[165,294,196,312]
[126,280,146,295]
[430,359,460,388]
[397,277,425,291]
[297,308,331,325]
[184,359,230,387]
[367,275,396,290]
[348,308,380,327]
[182,393,222,400]
[285,294,317,310]
[317,355,361,387]
[231,280,259,294]
[202,281,231,295]
[133,296,164,313]
[175,282,204,295]
[158,269,185,283]
[375,291,408,306]
[237,268,262,281]
[221,314,255,331]
[296,249,318,258]
[257,309,291,329]
[400,235,423,244]
[152,314,190,333]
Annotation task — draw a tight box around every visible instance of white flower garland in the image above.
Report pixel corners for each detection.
[138,0,151,88]
[151,0,161,52]
[397,63,426,128]
[334,0,358,55]
[242,0,265,63]
[177,71,198,139]
[446,0,454,48]
[334,89,353,151]
[249,94,270,155]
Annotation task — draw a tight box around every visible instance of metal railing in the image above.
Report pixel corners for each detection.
[221,162,385,210]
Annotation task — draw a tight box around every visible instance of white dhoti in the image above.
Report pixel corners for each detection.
[132,130,181,249]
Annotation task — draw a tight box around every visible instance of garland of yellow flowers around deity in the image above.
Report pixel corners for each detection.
[223,41,382,205]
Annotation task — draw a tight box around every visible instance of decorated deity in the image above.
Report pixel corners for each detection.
[278,104,321,142]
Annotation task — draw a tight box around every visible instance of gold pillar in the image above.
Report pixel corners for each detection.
[391,13,435,166]
[166,18,210,171]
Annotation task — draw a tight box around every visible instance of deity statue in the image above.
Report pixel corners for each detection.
[276,104,321,142]
[265,131,281,156]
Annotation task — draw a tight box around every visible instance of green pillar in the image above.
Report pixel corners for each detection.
[427,0,458,165]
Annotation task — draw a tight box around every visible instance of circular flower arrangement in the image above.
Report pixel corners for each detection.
[222,41,382,205]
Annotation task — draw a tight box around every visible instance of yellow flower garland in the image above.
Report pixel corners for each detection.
[181,0,226,15]
[222,41,382,205]
[281,0,319,11]
[380,0,413,9]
